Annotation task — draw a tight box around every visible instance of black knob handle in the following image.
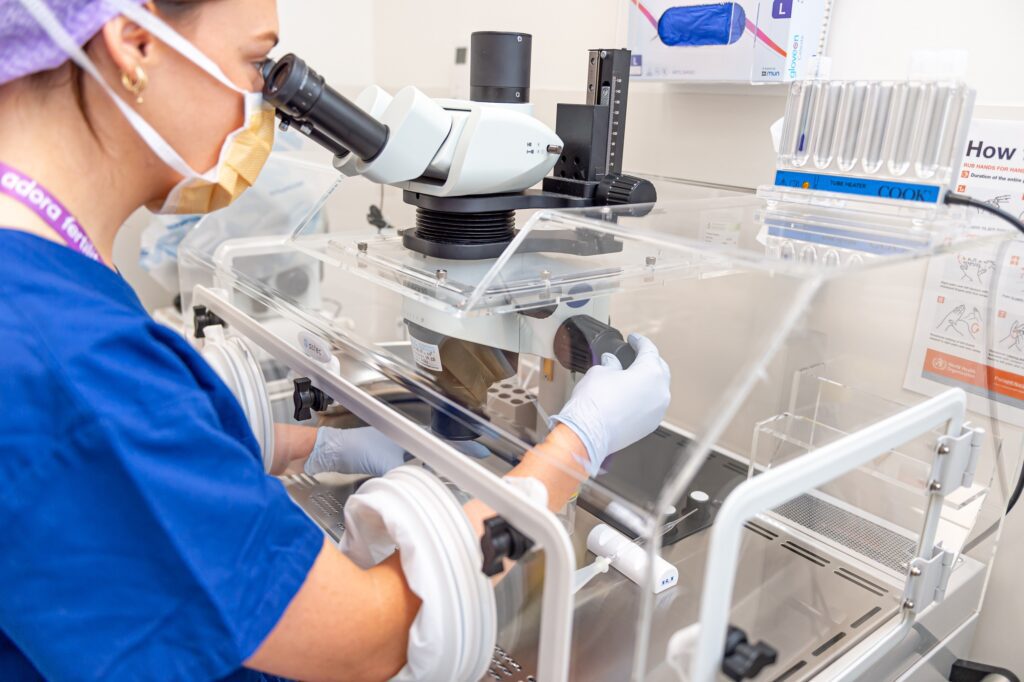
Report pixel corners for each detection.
[480,516,534,577]
[950,659,1021,682]
[596,173,658,206]
[684,490,713,525]
[192,305,225,339]
[292,377,333,422]
[554,315,637,374]
[722,626,777,681]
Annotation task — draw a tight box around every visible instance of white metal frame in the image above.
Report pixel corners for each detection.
[192,285,577,681]
[682,388,977,682]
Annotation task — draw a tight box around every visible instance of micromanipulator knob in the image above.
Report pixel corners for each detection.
[596,173,658,206]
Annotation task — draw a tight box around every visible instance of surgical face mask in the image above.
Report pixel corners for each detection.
[17,0,275,215]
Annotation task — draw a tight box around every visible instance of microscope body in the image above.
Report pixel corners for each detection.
[334,86,562,198]
[263,31,652,440]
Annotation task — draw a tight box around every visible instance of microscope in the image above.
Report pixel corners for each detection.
[261,32,656,442]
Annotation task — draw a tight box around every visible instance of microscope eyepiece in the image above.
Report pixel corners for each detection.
[261,54,389,162]
[268,59,292,95]
[263,54,317,117]
[259,58,277,87]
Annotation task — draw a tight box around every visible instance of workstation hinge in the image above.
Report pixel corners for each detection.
[901,546,956,613]
[927,424,984,497]
[899,424,982,614]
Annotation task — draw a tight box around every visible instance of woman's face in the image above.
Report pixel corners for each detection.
[123,0,279,184]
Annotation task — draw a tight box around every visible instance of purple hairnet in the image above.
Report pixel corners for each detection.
[0,0,146,86]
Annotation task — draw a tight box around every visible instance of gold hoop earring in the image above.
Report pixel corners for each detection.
[120,65,148,104]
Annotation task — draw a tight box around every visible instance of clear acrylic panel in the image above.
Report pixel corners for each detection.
[177,149,1023,681]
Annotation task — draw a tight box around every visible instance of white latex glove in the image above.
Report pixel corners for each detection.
[304,429,492,478]
[550,334,671,476]
[446,439,491,459]
[305,427,409,477]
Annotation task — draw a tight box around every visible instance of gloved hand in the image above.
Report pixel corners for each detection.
[305,427,409,477]
[550,334,671,476]
[446,439,491,459]
[304,428,493,478]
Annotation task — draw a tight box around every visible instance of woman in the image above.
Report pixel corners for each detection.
[0,0,672,680]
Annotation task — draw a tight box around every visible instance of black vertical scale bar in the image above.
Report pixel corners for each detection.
[586,49,632,177]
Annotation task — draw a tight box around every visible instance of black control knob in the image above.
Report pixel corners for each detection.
[554,315,637,374]
[480,516,534,577]
[596,173,658,206]
[192,305,226,339]
[684,489,712,525]
[292,377,334,421]
[722,626,777,681]
[950,659,1021,682]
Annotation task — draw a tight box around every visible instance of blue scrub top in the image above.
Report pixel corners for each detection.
[0,231,324,681]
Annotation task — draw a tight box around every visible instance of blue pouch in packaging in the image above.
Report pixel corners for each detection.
[658,2,747,47]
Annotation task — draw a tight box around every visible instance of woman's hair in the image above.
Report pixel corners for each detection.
[148,0,212,23]
[31,0,210,135]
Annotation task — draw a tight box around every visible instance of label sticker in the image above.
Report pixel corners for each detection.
[700,208,744,247]
[299,331,334,365]
[772,0,793,19]
[702,221,741,247]
[630,53,643,77]
[410,336,443,372]
[774,170,943,204]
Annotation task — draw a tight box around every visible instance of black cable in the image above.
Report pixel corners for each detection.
[944,192,1024,513]
[1007,466,1024,515]
[945,192,1024,236]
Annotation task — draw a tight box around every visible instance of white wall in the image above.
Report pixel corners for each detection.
[364,0,1024,184]
[277,0,375,87]
[827,1,1024,107]
[368,0,622,93]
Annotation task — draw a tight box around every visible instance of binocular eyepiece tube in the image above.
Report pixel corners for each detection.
[261,32,532,160]
[261,55,390,161]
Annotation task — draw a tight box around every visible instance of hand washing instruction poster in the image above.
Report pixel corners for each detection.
[905,119,1024,426]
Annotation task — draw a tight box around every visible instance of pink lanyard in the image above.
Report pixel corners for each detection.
[0,161,104,264]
